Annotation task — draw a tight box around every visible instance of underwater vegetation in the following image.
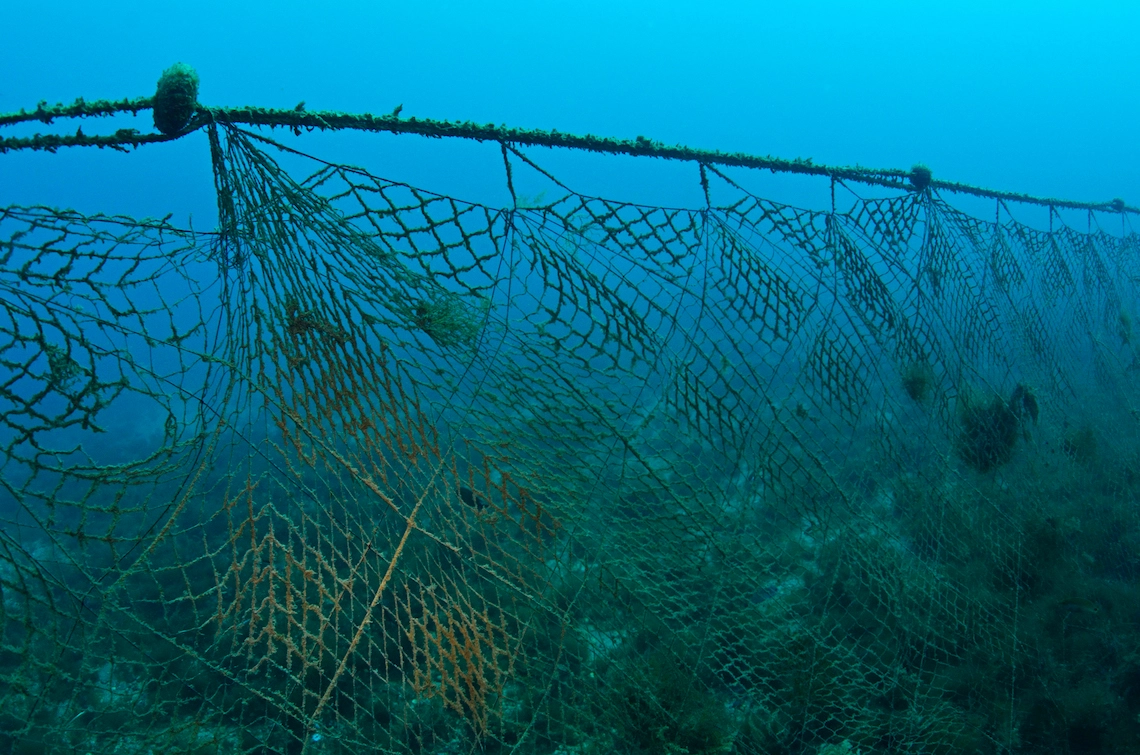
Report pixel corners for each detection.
[901,360,935,403]
[909,164,934,192]
[957,392,1018,471]
[152,62,200,136]
[598,632,735,755]
[6,394,1140,755]
[411,291,487,348]
[956,383,1038,472]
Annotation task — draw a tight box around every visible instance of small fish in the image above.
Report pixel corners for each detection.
[458,485,488,511]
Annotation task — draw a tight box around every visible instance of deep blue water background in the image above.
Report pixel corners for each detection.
[2,1,1138,229]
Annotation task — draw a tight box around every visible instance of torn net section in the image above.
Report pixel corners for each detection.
[2,122,1140,754]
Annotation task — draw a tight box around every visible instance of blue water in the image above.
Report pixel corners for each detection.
[3,1,1138,222]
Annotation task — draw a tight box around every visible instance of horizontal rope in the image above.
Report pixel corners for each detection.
[1,95,1134,216]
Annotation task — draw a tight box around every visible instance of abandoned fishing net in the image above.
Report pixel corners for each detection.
[3,65,1140,754]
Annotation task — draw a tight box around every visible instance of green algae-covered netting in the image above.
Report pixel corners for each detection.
[4,74,1140,754]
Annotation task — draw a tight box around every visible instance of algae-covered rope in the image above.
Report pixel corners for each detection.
[1,63,1134,216]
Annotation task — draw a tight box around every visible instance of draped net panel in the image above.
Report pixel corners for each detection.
[2,120,1139,754]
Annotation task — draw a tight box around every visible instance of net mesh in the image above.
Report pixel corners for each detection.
[3,117,1140,755]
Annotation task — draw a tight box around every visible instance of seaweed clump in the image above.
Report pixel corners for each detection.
[957,390,1020,472]
[910,163,933,191]
[152,62,199,136]
[902,360,934,402]
[411,291,486,348]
